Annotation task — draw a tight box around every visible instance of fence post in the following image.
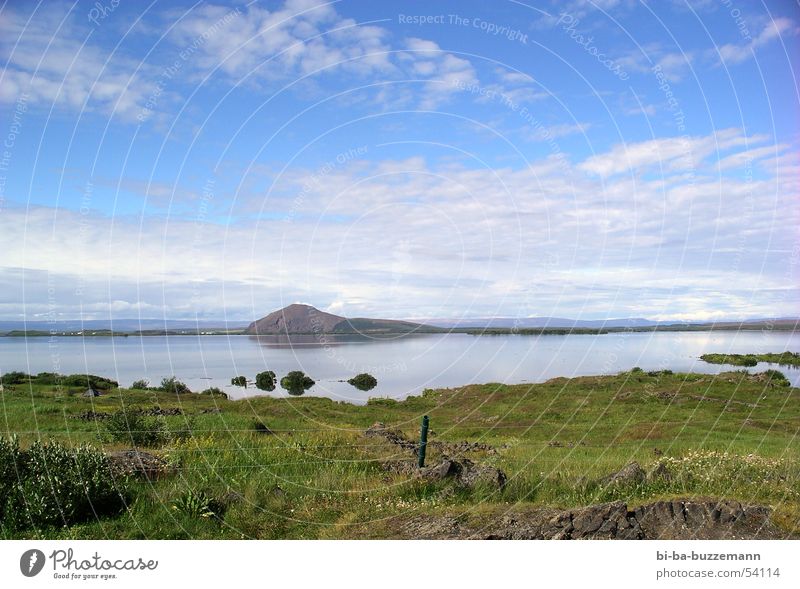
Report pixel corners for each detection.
[418,415,429,468]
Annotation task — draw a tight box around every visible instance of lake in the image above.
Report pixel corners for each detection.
[1,330,798,403]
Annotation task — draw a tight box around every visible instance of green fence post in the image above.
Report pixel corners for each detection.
[418,415,429,468]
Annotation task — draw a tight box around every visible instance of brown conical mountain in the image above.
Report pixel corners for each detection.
[244,304,432,335]
[245,304,344,335]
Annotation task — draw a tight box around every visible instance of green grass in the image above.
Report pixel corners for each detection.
[0,368,798,539]
[700,351,800,367]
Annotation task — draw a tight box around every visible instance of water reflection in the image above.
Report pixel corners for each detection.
[248,332,431,348]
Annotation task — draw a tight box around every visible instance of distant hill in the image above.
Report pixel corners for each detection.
[244,304,430,335]
[0,319,249,333]
[424,317,663,329]
[422,316,800,330]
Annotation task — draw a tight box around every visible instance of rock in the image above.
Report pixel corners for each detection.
[137,407,183,416]
[380,460,417,475]
[457,460,507,490]
[421,459,462,480]
[83,388,101,397]
[399,516,464,539]
[390,498,785,540]
[431,440,497,455]
[72,410,110,421]
[571,501,641,539]
[365,422,417,452]
[108,449,172,479]
[381,458,507,491]
[600,461,646,486]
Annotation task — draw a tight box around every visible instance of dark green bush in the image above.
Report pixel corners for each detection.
[200,387,228,399]
[255,371,276,391]
[762,369,790,387]
[130,379,150,390]
[60,374,119,390]
[231,376,247,388]
[160,376,191,394]
[0,437,128,533]
[348,373,378,391]
[0,371,29,385]
[103,410,168,447]
[280,371,314,395]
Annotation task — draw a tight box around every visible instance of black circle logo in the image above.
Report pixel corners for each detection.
[20,549,46,577]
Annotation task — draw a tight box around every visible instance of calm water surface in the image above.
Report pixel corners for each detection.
[1,331,798,403]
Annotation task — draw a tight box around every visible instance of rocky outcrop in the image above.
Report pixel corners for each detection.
[382,458,507,491]
[365,422,418,452]
[368,422,506,490]
[396,498,785,540]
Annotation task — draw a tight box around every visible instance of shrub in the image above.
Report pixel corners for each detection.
[0,436,128,533]
[103,410,168,447]
[280,371,314,395]
[0,371,29,385]
[630,367,643,373]
[34,372,61,384]
[200,387,228,399]
[130,379,150,390]
[348,373,378,391]
[762,369,790,387]
[160,376,191,394]
[231,376,247,388]
[31,373,118,389]
[172,489,221,519]
[60,374,119,390]
[255,371,276,391]
[367,397,397,407]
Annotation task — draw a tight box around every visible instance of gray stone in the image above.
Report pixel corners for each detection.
[600,461,646,486]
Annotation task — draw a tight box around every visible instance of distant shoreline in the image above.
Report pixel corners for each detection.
[2,321,798,338]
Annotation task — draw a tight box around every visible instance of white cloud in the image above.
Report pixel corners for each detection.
[579,128,771,177]
[398,38,479,108]
[0,5,157,120]
[2,128,795,320]
[617,45,694,82]
[167,0,395,82]
[717,17,795,64]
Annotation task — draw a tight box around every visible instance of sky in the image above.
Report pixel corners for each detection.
[0,0,798,323]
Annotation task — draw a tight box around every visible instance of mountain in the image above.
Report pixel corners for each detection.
[244,304,430,335]
[0,319,249,333]
[423,317,664,329]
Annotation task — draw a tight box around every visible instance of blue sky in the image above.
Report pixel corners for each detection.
[0,0,798,322]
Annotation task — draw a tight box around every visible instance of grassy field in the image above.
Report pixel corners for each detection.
[1,368,798,539]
